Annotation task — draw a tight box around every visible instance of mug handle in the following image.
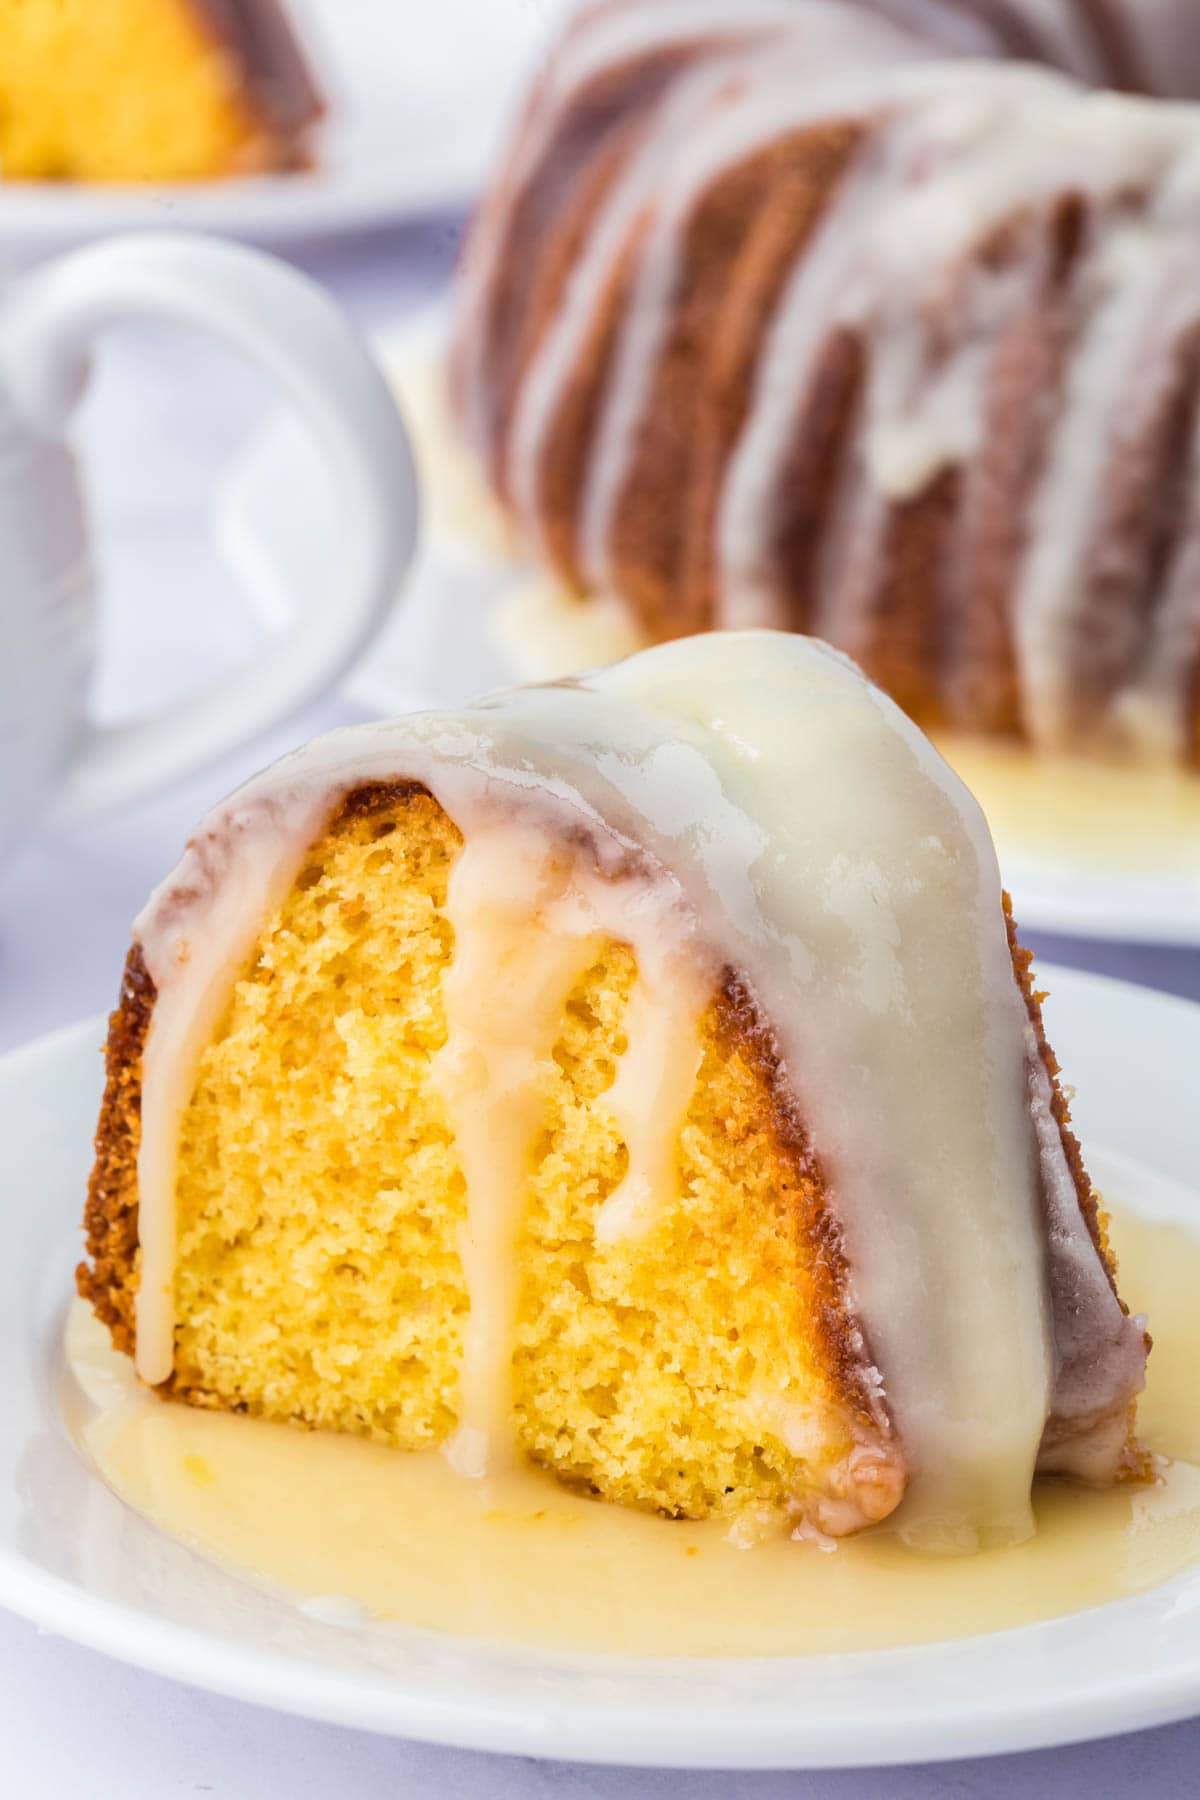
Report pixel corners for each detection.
[0,232,417,825]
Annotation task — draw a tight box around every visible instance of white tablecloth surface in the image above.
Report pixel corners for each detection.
[2,221,1198,1798]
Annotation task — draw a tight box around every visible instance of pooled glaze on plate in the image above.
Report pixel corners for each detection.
[934,733,1200,876]
[64,1198,1200,1658]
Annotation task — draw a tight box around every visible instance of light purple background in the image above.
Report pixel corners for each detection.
[2,221,1199,1796]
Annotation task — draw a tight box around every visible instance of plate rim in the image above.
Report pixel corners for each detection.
[0,160,475,253]
[1,976,1199,1769]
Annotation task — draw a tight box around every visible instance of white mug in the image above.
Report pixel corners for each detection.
[0,231,417,868]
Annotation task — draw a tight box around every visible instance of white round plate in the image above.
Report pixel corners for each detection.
[0,0,555,255]
[1,968,1198,1767]
[215,306,1200,950]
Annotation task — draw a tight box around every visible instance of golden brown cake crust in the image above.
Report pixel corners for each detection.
[1004,897,1110,1280]
[77,944,155,1359]
[1005,895,1152,1482]
[712,969,883,1441]
[189,0,324,164]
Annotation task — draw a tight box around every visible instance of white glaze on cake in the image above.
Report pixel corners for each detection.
[130,632,1146,1549]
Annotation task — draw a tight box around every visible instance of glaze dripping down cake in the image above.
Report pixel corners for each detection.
[79,633,1149,1549]
[450,0,1200,764]
[0,0,322,182]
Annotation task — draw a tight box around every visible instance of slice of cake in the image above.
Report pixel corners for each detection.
[78,632,1149,1549]
[0,0,322,182]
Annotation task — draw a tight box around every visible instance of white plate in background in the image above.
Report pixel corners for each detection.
[0,970,1198,1766]
[0,0,559,255]
[216,306,1200,950]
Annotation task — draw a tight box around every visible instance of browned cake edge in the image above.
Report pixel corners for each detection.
[190,0,325,167]
[1004,896,1115,1291]
[1007,897,1152,1485]
[77,943,154,1360]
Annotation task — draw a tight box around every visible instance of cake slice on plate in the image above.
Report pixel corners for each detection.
[79,632,1149,1548]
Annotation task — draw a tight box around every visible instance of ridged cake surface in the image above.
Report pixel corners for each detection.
[451,0,1200,763]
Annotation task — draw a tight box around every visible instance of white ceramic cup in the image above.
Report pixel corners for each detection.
[0,231,417,868]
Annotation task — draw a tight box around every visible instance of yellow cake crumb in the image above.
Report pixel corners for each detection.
[169,787,868,1525]
[174,793,468,1448]
[0,0,287,181]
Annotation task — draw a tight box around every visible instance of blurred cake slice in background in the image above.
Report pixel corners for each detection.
[0,0,323,182]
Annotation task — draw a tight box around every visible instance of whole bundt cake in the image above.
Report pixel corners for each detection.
[79,632,1149,1550]
[450,0,1200,764]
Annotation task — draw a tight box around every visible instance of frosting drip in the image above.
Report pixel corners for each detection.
[132,632,1147,1547]
[433,819,706,1476]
